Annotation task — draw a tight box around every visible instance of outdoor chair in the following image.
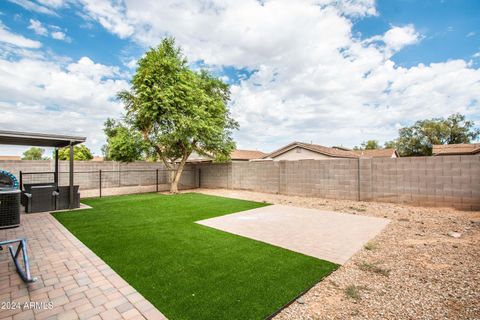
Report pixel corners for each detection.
[23,185,57,213]
[54,185,80,210]
[21,183,57,207]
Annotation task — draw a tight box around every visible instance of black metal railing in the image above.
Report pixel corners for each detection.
[19,169,198,197]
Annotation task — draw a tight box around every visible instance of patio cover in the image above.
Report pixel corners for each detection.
[0,130,86,209]
[0,130,85,148]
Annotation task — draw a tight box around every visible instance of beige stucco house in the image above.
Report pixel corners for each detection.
[262,142,398,160]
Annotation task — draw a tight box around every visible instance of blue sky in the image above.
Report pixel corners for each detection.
[1,1,134,68]
[0,0,479,156]
[354,0,480,67]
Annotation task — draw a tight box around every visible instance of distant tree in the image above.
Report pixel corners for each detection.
[101,144,110,161]
[383,140,397,149]
[102,119,145,162]
[354,140,380,150]
[22,147,47,160]
[115,38,238,193]
[57,145,94,160]
[393,113,479,156]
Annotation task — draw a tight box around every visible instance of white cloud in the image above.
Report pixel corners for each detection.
[123,58,137,69]
[28,19,48,36]
[80,0,134,38]
[0,22,42,48]
[364,24,420,58]
[325,0,377,17]
[51,30,70,42]
[27,19,71,42]
[7,0,58,15]
[0,51,129,154]
[36,0,65,8]
[382,25,420,51]
[67,56,122,80]
[466,31,475,38]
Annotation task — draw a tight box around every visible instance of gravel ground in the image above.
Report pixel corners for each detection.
[191,188,480,320]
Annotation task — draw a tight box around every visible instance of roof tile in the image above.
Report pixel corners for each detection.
[432,143,480,155]
[231,149,266,160]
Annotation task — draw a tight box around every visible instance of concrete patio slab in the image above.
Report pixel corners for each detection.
[197,205,390,264]
[0,212,167,320]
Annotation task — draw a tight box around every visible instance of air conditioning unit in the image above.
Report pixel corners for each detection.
[0,170,20,229]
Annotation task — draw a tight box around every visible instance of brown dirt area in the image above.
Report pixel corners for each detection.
[191,188,480,320]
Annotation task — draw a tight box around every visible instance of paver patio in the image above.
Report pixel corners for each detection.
[0,212,167,320]
[197,204,390,264]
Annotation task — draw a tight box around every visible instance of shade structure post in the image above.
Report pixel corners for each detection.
[54,148,59,185]
[69,143,74,209]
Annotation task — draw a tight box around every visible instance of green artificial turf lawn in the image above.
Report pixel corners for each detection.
[53,193,338,320]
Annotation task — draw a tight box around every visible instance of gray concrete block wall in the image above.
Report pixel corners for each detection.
[0,160,51,179]
[178,166,197,189]
[231,161,280,193]
[358,158,373,201]
[368,156,480,210]
[196,155,480,210]
[197,163,230,188]
[2,156,479,209]
[365,156,480,210]
[282,159,359,200]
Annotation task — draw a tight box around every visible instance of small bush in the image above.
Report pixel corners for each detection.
[358,261,390,276]
[364,242,376,251]
[345,285,362,300]
[349,206,366,212]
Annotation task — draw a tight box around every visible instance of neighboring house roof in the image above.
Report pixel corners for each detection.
[263,142,360,159]
[353,148,399,158]
[263,142,399,160]
[331,146,352,151]
[186,151,212,163]
[186,149,266,162]
[0,155,21,160]
[231,149,266,161]
[91,156,104,161]
[432,143,480,155]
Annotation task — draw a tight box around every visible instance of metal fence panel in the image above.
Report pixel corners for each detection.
[20,169,198,198]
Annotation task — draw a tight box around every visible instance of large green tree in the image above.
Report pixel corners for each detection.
[57,145,94,160]
[393,113,479,156]
[114,38,238,193]
[22,147,47,160]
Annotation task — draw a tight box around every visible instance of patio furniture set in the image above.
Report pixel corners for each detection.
[22,183,80,213]
[0,130,86,284]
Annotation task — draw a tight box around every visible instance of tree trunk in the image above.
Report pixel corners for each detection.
[170,152,189,193]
